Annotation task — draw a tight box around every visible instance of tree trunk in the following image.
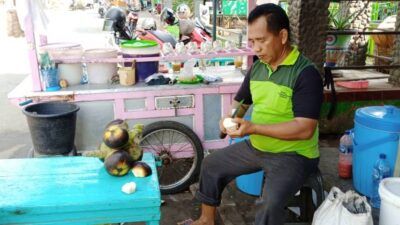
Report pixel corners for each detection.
[345,1,371,66]
[288,0,330,74]
[389,2,400,86]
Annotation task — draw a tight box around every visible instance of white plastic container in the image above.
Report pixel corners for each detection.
[379,177,400,225]
[40,43,83,86]
[84,48,118,84]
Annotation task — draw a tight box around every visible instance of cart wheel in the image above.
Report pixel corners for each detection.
[140,121,204,194]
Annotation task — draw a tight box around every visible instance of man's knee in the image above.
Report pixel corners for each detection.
[201,153,223,176]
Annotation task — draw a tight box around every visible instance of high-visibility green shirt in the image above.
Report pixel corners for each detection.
[234,47,323,158]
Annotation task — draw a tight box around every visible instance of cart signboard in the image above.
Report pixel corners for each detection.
[222,0,247,16]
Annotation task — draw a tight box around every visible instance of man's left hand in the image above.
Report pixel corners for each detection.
[226,118,255,138]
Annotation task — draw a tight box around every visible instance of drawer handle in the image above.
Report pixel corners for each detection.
[169,97,181,116]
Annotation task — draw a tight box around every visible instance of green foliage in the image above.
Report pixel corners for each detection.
[328,8,360,30]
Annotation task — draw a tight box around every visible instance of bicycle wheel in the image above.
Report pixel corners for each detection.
[140,121,204,194]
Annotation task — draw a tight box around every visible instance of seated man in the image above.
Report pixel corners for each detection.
[191,3,323,225]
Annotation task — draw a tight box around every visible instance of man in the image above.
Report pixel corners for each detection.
[190,3,323,225]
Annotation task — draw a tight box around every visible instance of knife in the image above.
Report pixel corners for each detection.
[219,99,244,139]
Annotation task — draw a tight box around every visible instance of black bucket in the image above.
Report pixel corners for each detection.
[23,102,80,155]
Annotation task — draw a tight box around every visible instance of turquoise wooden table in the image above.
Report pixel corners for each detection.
[0,153,161,225]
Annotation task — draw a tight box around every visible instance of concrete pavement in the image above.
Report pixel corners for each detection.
[0,5,31,158]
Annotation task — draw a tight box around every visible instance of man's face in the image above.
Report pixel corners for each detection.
[248,16,287,66]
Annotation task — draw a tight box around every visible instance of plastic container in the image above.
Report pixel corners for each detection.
[84,48,118,84]
[378,177,400,225]
[40,68,61,92]
[353,105,400,197]
[120,40,160,82]
[22,102,80,155]
[236,170,264,196]
[371,154,391,208]
[40,43,83,86]
[118,60,136,86]
[338,130,353,179]
[338,152,353,179]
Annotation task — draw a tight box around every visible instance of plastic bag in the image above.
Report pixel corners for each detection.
[312,187,373,225]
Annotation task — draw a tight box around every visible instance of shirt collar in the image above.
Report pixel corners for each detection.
[280,45,299,66]
[263,45,300,73]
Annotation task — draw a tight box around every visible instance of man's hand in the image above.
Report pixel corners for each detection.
[226,118,255,138]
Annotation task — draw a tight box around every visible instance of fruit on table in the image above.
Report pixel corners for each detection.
[104,150,134,176]
[82,120,144,167]
[103,125,129,149]
[132,162,152,177]
[121,182,137,194]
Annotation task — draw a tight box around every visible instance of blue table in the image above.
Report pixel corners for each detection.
[0,153,161,225]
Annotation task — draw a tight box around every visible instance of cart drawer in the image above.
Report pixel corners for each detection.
[155,95,194,110]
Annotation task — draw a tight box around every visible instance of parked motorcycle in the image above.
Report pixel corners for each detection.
[103,7,176,48]
[160,7,212,47]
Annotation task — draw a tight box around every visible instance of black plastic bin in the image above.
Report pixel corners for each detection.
[23,102,80,155]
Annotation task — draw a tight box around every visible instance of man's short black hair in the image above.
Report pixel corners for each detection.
[248,3,290,37]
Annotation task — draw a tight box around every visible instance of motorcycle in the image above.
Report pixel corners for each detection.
[103,7,177,48]
[160,8,212,48]
[187,18,212,47]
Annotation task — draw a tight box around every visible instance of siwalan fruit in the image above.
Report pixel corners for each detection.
[104,150,134,176]
[103,125,129,149]
[132,161,152,177]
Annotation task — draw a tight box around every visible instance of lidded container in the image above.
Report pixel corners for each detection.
[84,48,118,84]
[353,105,400,197]
[120,40,160,82]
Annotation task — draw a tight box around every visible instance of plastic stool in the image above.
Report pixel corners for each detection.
[287,168,325,223]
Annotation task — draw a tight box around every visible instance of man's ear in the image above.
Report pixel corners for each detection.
[280,29,289,45]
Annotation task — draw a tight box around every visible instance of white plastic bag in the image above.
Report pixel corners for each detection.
[312,187,373,225]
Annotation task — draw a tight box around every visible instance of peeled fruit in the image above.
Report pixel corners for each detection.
[105,119,129,130]
[104,150,134,176]
[121,182,136,194]
[223,118,238,131]
[132,162,152,177]
[103,125,129,149]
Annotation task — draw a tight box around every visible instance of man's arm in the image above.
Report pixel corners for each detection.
[220,68,253,135]
[230,117,317,140]
[228,65,323,140]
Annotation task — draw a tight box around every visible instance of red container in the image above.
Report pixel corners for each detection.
[338,152,352,179]
[336,80,369,89]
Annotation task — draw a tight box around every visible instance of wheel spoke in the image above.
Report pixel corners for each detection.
[175,142,191,153]
[142,138,161,154]
[168,130,175,152]
[155,131,166,147]
[141,124,204,194]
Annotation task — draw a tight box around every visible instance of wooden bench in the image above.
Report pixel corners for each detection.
[0,153,161,225]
